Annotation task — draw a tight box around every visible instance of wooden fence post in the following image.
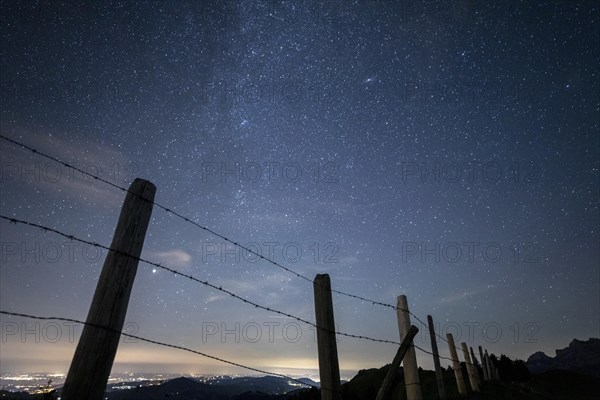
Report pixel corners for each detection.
[396,295,422,400]
[446,333,467,396]
[427,315,446,400]
[375,325,419,400]
[461,342,480,392]
[314,274,342,400]
[484,350,493,381]
[61,178,156,400]
[478,346,489,381]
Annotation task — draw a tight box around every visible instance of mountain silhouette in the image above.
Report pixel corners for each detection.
[526,338,600,377]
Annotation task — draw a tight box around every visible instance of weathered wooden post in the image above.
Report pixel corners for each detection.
[483,351,488,378]
[478,346,489,381]
[483,350,490,380]
[446,333,467,396]
[314,274,342,400]
[484,350,493,381]
[469,346,482,384]
[396,295,423,400]
[461,342,479,392]
[427,315,446,400]
[62,178,156,400]
[376,325,419,400]
[484,350,492,381]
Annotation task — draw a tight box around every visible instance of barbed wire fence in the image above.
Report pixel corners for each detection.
[0,134,497,398]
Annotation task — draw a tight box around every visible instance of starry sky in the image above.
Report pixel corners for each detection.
[0,0,598,380]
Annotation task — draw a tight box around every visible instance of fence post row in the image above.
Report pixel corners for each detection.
[61,178,156,400]
[314,274,343,400]
[0,137,526,398]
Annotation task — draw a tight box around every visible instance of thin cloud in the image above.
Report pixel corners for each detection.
[438,287,494,305]
[147,249,192,267]
[205,294,228,303]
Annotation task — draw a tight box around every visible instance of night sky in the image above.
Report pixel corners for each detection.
[0,0,598,380]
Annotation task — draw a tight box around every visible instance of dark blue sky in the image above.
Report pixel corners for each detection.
[0,0,598,379]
